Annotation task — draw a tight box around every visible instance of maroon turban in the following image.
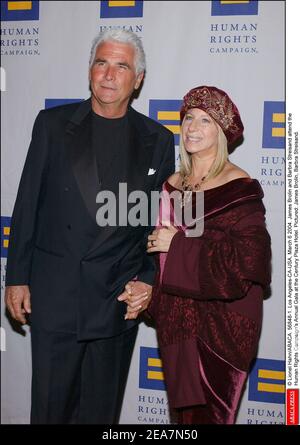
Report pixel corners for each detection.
[180,86,244,146]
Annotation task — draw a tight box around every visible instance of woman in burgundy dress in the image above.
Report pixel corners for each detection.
[143,86,271,424]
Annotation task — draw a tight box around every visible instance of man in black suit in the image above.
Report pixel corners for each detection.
[4,29,174,424]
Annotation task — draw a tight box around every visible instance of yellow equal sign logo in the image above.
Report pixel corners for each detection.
[249,358,285,403]
[212,0,258,16]
[101,0,143,18]
[8,1,32,10]
[1,216,11,258]
[108,0,135,8]
[157,111,180,136]
[257,369,285,394]
[262,101,285,149]
[221,1,250,4]
[147,357,164,381]
[2,0,39,20]
[3,226,10,249]
[149,100,182,145]
[272,112,285,137]
[139,346,166,390]
[108,1,135,6]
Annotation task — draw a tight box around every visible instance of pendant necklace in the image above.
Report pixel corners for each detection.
[180,172,209,208]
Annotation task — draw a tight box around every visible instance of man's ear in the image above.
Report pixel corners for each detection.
[134,72,144,90]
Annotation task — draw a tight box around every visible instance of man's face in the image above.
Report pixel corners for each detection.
[89,40,144,117]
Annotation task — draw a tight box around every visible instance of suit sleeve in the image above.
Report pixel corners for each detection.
[5,111,49,286]
[137,132,175,285]
[161,208,271,301]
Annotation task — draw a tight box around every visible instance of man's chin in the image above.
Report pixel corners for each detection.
[99,94,118,104]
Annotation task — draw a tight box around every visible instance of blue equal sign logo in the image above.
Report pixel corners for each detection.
[1,1,39,21]
[248,358,285,404]
[1,216,11,258]
[149,100,182,146]
[100,0,143,18]
[139,346,166,391]
[211,0,258,16]
[44,98,84,109]
[262,101,285,149]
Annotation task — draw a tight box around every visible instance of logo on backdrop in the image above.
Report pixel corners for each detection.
[99,1,143,36]
[246,358,285,424]
[100,0,143,18]
[248,358,285,404]
[259,101,285,187]
[1,0,39,21]
[45,98,84,109]
[209,1,258,54]
[262,101,285,149]
[149,100,182,146]
[139,346,166,391]
[259,153,285,188]
[1,1,40,56]
[211,1,259,16]
[137,346,169,424]
[1,216,11,259]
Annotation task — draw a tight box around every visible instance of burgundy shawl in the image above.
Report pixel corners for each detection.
[148,178,271,422]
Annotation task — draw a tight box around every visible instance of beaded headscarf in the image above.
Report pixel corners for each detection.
[180,85,244,146]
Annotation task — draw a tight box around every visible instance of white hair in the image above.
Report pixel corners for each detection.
[89,29,146,75]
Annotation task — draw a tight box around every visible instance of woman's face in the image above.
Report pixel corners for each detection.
[182,108,219,156]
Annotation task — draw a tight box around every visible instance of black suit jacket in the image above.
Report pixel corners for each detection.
[6,99,175,340]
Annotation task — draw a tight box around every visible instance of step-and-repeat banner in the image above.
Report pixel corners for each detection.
[1,1,285,424]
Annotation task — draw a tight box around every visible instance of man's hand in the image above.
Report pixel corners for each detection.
[117,281,152,320]
[5,285,31,325]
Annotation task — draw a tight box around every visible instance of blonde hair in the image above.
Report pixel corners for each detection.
[179,122,228,180]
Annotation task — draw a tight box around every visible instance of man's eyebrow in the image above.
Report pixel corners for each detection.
[93,58,131,68]
[117,62,130,68]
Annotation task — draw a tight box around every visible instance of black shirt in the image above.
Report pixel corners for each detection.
[92,110,129,186]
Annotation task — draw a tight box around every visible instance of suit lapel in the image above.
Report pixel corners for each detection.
[122,109,157,190]
[65,99,100,223]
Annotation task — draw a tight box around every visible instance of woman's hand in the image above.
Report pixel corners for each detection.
[147,225,178,253]
[117,281,152,320]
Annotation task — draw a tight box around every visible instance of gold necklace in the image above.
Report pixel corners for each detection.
[181,173,208,192]
[180,173,208,208]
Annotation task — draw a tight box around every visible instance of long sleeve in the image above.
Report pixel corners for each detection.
[161,204,271,301]
[6,110,49,285]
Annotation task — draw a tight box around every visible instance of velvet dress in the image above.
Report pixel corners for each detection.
[148,178,271,424]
